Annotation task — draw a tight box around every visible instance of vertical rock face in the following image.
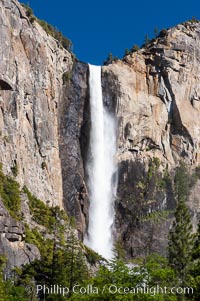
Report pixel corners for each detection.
[103,23,200,168]
[59,62,89,237]
[0,0,89,239]
[1,0,200,259]
[0,0,89,265]
[102,21,200,256]
[0,0,73,207]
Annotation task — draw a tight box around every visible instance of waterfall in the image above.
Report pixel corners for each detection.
[84,64,117,259]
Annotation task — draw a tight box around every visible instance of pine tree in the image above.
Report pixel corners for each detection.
[174,162,190,202]
[0,256,10,301]
[193,221,200,260]
[131,44,140,52]
[144,34,150,46]
[168,199,193,284]
[63,231,88,295]
[154,27,159,38]
[190,221,200,300]
[124,48,130,56]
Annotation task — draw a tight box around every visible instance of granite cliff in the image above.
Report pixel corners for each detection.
[0,0,200,266]
[102,21,200,256]
[0,0,88,267]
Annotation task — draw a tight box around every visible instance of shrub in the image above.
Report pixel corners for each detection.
[41,161,47,170]
[103,53,119,65]
[37,20,72,51]
[21,3,72,51]
[24,224,44,251]
[23,186,50,226]
[0,163,21,219]
[21,3,36,23]
[62,71,72,84]
[131,44,140,52]
[84,245,102,265]
[158,28,167,38]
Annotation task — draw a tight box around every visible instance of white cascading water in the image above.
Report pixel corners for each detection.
[84,64,117,260]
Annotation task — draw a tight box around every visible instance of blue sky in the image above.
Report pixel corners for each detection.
[21,0,200,65]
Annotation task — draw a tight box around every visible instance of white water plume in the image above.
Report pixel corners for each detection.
[84,64,117,260]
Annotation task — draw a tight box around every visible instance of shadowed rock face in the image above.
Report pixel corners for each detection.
[59,62,90,238]
[1,0,200,261]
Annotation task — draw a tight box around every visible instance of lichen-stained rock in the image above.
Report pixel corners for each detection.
[102,21,200,256]
[0,0,73,207]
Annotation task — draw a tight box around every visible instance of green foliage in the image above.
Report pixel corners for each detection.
[3,135,9,143]
[4,283,29,301]
[189,165,200,188]
[21,217,88,300]
[24,224,45,251]
[62,70,72,84]
[154,27,159,38]
[144,253,178,299]
[147,157,160,180]
[37,19,72,51]
[189,221,200,300]
[21,2,72,51]
[0,163,21,219]
[193,221,200,261]
[194,165,200,179]
[124,44,140,57]
[41,161,47,170]
[84,245,103,265]
[21,3,36,23]
[168,199,193,285]
[124,48,131,56]
[0,256,29,300]
[0,256,8,300]
[23,185,51,226]
[70,254,179,301]
[103,53,119,65]
[174,162,200,203]
[174,162,191,201]
[141,209,172,223]
[23,186,68,230]
[144,34,150,46]
[131,44,140,52]
[187,16,199,24]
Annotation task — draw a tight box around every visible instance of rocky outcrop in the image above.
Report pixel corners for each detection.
[102,21,200,256]
[0,199,40,270]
